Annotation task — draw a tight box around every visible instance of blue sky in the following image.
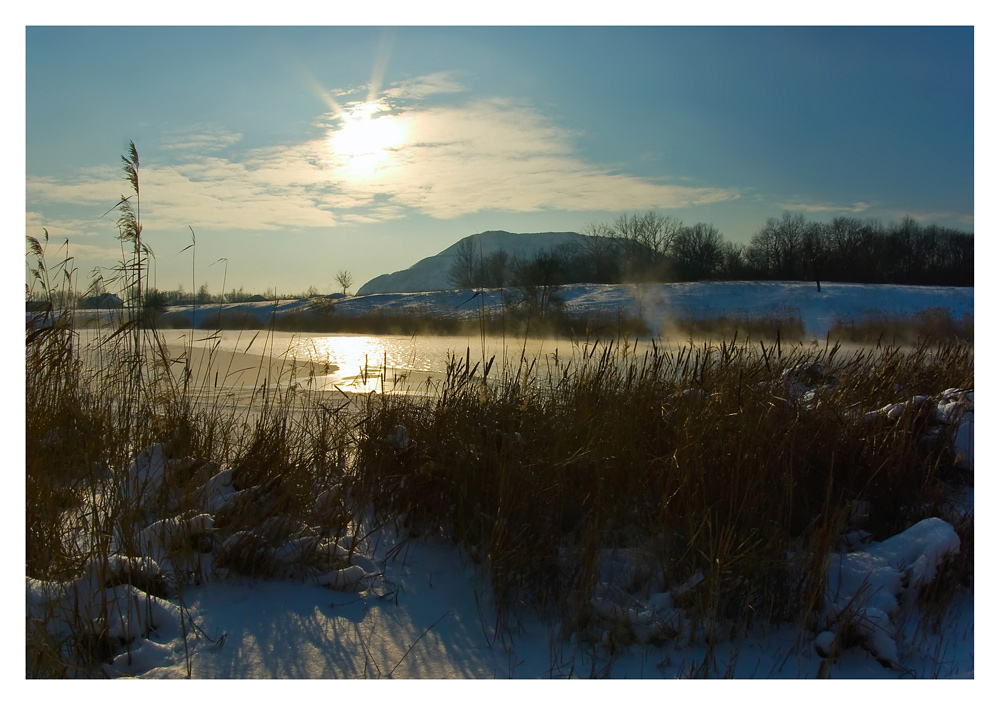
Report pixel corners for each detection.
[23,24,974,295]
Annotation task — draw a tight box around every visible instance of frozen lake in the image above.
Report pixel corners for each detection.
[158,330,605,395]
[75,328,586,396]
[69,280,973,396]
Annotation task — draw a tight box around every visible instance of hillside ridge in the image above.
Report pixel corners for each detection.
[357,230,589,294]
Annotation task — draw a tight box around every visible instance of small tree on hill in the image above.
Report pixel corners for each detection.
[336,270,353,295]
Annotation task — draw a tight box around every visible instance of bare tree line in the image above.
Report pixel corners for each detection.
[448,210,973,297]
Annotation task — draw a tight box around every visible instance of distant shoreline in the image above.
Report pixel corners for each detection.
[55,280,973,344]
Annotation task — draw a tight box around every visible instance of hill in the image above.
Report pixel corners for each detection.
[356,230,590,294]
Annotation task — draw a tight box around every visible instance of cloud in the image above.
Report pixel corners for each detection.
[319,96,740,218]
[142,154,341,231]
[62,240,131,264]
[26,212,100,240]
[25,212,131,273]
[775,199,973,228]
[159,127,243,155]
[26,77,741,243]
[27,168,120,206]
[777,200,872,214]
[382,71,466,101]
[28,144,342,234]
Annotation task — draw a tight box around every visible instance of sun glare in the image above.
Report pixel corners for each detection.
[329,103,405,178]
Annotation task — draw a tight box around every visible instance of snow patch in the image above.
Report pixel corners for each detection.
[820,517,961,667]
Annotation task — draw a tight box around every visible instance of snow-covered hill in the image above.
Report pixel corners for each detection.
[357,230,590,294]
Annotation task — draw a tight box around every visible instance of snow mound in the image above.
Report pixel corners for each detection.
[28,442,381,677]
[858,388,974,473]
[938,389,974,471]
[819,517,961,666]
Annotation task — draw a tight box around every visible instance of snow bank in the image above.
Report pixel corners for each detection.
[153,281,972,342]
[28,441,382,677]
[819,517,962,666]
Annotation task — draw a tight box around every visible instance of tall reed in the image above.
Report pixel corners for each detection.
[26,145,356,676]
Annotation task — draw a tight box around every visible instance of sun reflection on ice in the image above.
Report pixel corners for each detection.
[291,334,435,394]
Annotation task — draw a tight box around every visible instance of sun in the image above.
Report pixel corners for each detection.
[329,103,405,178]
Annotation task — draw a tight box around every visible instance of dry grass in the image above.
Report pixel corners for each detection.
[349,334,974,642]
[27,285,357,676]
[25,155,356,677]
[830,307,973,346]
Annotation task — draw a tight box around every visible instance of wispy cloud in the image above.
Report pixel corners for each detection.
[318,95,739,218]
[25,211,111,241]
[142,152,340,231]
[381,71,466,101]
[775,199,973,228]
[25,211,133,273]
[27,75,741,244]
[27,168,120,207]
[159,127,243,156]
[777,200,872,214]
[28,143,341,234]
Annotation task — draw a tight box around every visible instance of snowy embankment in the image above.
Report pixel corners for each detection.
[102,281,973,342]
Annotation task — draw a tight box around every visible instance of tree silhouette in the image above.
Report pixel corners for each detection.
[336,269,354,295]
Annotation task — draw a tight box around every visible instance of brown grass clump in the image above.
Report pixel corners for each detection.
[830,307,973,346]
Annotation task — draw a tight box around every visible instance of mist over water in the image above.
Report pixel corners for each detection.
[75,312,971,400]
[107,329,584,395]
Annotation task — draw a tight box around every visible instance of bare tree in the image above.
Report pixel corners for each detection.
[671,223,724,281]
[747,211,805,280]
[447,237,481,289]
[774,211,806,279]
[483,250,510,288]
[511,248,565,317]
[336,269,353,295]
[609,211,683,280]
[581,221,623,282]
[717,241,747,280]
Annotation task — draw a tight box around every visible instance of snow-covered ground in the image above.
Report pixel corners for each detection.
[112,280,974,343]
[28,281,978,682]
[27,398,975,681]
[28,514,974,679]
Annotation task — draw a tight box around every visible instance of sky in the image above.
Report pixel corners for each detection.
[21,20,976,296]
